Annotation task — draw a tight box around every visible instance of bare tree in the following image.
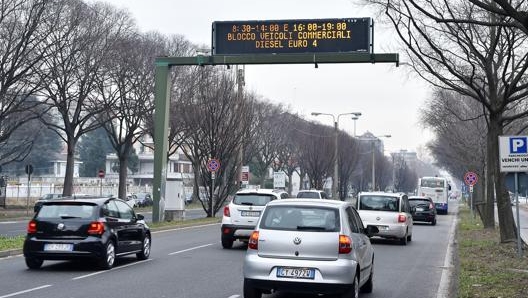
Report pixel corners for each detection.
[337,132,360,199]
[0,0,53,165]
[36,0,134,195]
[297,122,334,190]
[360,0,528,242]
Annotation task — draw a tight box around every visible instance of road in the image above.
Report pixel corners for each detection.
[0,205,458,298]
[0,208,208,237]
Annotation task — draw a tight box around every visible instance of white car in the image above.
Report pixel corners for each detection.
[221,189,289,249]
[356,192,413,245]
[243,198,378,297]
[296,189,330,199]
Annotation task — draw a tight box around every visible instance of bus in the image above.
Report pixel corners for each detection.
[417,176,450,214]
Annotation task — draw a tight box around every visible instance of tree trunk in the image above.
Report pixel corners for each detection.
[63,138,77,196]
[489,116,517,242]
[118,155,128,200]
[483,143,495,228]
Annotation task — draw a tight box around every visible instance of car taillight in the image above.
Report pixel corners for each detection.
[223,206,230,217]
[339,235,352,254]
[27,220,37,234]
[398,214,407,223]
[87,221,105,235]
[429,203,434,209]
[248,231,259,250]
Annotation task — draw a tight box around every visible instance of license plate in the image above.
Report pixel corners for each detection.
[276,267,315,279]
[416,207,424,212]
[44,243,73,251]
[241,211,260,217]
[376,225,388,231]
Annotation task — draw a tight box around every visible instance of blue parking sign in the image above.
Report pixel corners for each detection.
[509,137,527,154]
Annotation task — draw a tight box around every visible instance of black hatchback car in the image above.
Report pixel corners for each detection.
[409,196,437,225]
[23,196,151,270]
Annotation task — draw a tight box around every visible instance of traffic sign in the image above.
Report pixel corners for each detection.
[98,169,105,178]
[499,136,528,172]
[464,172,478,186]
[207,158,221,172]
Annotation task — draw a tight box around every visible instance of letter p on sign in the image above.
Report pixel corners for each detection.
[509,137,528,154]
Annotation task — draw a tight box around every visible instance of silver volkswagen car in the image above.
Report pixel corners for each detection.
[243,199,378,298]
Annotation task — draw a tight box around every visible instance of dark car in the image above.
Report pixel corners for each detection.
[135,192,153,207]
[33,193,63,213]
[409,195,437,225]
[23,196,151,270]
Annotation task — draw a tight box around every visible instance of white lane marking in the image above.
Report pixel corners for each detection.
[71,259,153,280]
[227,295,240,298]
[168,243,214,255]
[0,221,19,224]
[0,285,52,298]
[152,223,220,234]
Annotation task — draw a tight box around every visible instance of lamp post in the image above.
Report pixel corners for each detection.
[311,111,361,199]
[351,115,360,137]
[370,135,391,191]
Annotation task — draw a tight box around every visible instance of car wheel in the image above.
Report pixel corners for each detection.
[407,234,412,242]
[221,236,234,249]
[399,233,408,245]
[431,218,437,226]
[25,257,43,269]
[137,235,151,260]
[341,273,359,298]
[243,278,262,298]
[99,240,116,270]
[360,259,374,293]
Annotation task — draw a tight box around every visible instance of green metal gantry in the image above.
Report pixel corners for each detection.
[152,52,399,222]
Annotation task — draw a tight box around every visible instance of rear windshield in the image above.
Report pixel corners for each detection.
[233,194,275,206]
[296,192,320,199]
[260,205,340,232]
[359,195,400,212]
[409,199,430,206]
[37,203,97,220]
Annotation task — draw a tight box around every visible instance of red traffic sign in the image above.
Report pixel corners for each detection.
[98,169,105,178]
[464,172,478,186]
[207,158,221,172]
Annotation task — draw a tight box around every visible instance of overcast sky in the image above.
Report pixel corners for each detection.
[97,0,433,155]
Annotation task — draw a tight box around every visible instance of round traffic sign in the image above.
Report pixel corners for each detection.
[98,169,105,178]
[207,158,221,172]
[464,172,478,186]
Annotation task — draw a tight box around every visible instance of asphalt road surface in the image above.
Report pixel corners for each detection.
[0,204,459,298]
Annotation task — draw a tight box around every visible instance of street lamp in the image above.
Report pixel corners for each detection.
[311,111,362,199]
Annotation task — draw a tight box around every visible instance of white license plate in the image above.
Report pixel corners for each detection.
[44,243,73,251]
[277,267,315,279]
[416,207,425,212]
[241,211,260,217]
[376,225,388,231]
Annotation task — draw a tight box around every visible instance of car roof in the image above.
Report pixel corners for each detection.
[41,196,116,205]
[409,196,431,200]
[297,189,324,193]
[265,198,348,208]
[359,191,403,197]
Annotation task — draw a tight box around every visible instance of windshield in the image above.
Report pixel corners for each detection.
[37,203,97,220]
[359,195,400,212]
[296,191,320,199]
[233,193,275,206]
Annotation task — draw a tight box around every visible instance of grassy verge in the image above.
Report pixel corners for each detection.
[0,217,220,252]
[458,206,528,298]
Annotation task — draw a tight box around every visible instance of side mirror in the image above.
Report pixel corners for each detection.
[365,225,379,237]
[136,213,145,221]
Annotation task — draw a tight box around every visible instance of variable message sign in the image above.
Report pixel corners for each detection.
[212,18,372,55]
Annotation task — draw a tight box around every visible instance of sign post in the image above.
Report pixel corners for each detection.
[207,158,221,217]
[464,171,478,218]
[25,164,33,216]
[241,166,249,186]
[98,169,105,196]
[498,135,526,258]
